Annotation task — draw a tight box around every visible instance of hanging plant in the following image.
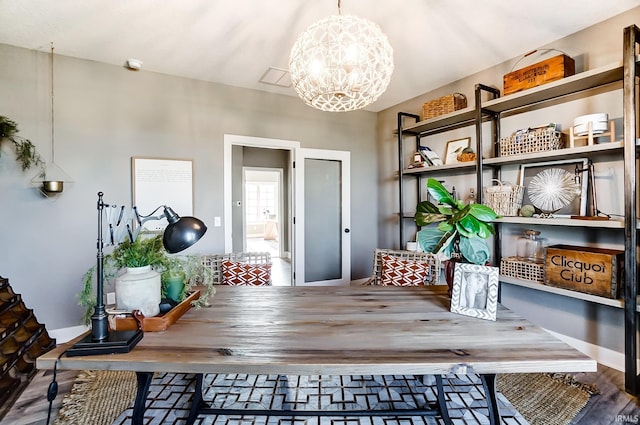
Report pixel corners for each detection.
[0,115,45,177]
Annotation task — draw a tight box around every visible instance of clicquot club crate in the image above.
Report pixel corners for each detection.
[503,54,575,96]
[545,245,624,299]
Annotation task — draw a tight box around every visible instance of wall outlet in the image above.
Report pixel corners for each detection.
[214,216,221,227]
[106,292,116,305]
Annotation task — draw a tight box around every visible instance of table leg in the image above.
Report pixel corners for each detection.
[435,375,452,425]
[132,372,153,425]
[186,373,204,425]
[481,373,500,425]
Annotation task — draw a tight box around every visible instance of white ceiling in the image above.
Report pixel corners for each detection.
[1,0,639,112]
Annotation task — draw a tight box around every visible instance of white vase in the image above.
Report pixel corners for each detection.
[115,265,161,317]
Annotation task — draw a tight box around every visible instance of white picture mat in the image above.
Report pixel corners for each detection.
[450,263,499,321]
[518,158,588,217]
[132,157,194,231]
[444,137,471,165]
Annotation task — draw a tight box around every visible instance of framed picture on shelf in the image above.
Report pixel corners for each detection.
[450,263,499,321]
[519,158,588,217]
[444,137,471,165]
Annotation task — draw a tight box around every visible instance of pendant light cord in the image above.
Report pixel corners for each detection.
[50,42,55,165]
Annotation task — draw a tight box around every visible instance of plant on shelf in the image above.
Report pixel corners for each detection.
[414,178,499,265]
[0,115,45,177]
[79,233,215,324]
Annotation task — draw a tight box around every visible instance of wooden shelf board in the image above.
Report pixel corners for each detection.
[483,141,624,166]
[398,107,477,136]
[495,216,624,228]
[500,275,628,309]
[402,162,476,175]
[483,62,623,113]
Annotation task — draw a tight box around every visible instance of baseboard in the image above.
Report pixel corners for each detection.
[544,329,631,372]
[350,277,369,286]
[49,325,89,344]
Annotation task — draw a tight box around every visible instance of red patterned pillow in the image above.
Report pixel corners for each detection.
[380,255,433,286]
[221,261,272,286]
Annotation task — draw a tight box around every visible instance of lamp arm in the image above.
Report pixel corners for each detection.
[131,213,166,241]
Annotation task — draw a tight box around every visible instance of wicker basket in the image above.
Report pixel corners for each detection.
[483,180,524,217]
[422,93,467,120]
[500,256,545,283]
[499,126,565,156]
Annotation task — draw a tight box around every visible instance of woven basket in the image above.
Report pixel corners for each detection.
[499,126,565,156]
[483,180,524,217]
[500,256,545,283]
[422,93,467,120]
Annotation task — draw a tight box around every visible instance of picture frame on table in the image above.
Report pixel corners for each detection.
[444,137,471,165]
[450,263,499,321]
[519,158,588,217]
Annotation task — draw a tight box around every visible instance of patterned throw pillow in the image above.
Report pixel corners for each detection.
[221,261,272,286]
[380,254,433,286]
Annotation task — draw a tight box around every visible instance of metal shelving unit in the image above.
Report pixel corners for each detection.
[395,24,640,394]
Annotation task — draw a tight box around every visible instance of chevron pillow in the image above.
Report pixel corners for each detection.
[222,261,272,286]
[380,254,433,286]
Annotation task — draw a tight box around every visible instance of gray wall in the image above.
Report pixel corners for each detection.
[0,43,377,330]
[376,7,640,358]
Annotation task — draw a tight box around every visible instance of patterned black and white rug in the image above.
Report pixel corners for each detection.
[111,373,528,425]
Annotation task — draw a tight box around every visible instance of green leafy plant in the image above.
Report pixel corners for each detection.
[111,234,168,268]
[164,254,215,308]
[0,115,45,177]
[414,178,499,264]
[78,234,215,325]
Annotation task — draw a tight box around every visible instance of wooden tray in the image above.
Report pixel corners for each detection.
[108,290,200,332]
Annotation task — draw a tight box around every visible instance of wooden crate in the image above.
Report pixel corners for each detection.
[503,54,575,96]
[545,245,623,299]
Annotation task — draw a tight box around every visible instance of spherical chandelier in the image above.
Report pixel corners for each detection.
[289,1,394,112]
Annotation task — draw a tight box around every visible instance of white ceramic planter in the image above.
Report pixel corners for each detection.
[115,265,161,317]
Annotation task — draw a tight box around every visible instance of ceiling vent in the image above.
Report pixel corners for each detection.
[259,67,291,88]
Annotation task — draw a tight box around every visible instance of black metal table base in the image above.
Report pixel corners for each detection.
[131,372,501,425]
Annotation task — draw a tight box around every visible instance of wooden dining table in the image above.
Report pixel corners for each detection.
[37,285,596,425]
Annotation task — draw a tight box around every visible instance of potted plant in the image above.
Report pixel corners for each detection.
[79,235,215,325]
[0,115,45,177]
[414,178,499,291]
[162,254,216,305]
[162,257,187,302]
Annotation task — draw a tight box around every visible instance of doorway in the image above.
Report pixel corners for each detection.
[223,135,351,287]
[243,168,283,259]
[224,135,298,286]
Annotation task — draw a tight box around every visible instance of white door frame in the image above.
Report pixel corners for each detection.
[223,135,300,253]
[294,148,351,286]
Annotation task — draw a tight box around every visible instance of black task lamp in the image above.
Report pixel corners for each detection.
[66,192,207,357]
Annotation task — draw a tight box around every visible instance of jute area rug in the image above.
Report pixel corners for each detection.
[52,371,596,425]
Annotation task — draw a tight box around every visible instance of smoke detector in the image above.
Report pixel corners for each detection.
[125,59,142,71]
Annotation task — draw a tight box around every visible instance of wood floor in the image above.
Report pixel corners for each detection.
[2,364,638,425]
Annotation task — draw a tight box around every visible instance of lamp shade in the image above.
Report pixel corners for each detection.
[162,207,207,253]
[289,14,394,112]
